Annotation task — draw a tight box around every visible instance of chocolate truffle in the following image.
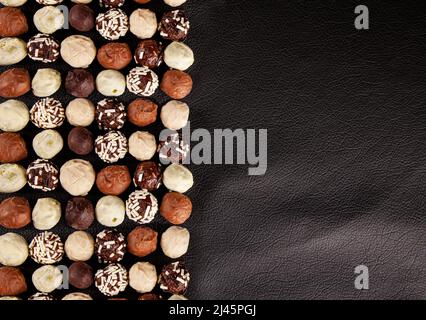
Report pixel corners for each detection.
[36,0,63,4]
[0,38,27,66]
[161,70,193,99]
[26,159,59,192]
[0,132,27,163]
[127,66,159,97]
[0,100,29,132]
[159,261,190,295]
[128,131,156,161]
[164,0,187,7]
[62,292,93,300]
[158,132,190,163]
[0,197,31,229]
[61,35,97,68]
[160,192,192,224]
[68,127,94,155]
[161,226,190,259]
[96,195,125,227]
[69,261,93,289]
[32,68,62,97]
[100,0,124,8]
[59,159,96,196]
[159,10,190,41]
[133,0,150,3]
[27,34,60,63]
[95,263,128,297]
[34,6,64,34]
[65,69,95,98]
[96,98,126,130]
[0,164,26,193]
[95,229,126,263]
[0,68,30,98]
[133,161,162,191]
[0,7,28,37]
[65,197,95,230]
[32,265,62,293]
[32,198,61,230]
[0,0,27,6]
[134,40,163,69]
[129,9,157,39]
[66,98,95,127]
[160,100,189,130]
[0,267,27,297]
[139,293,162,300]
[69,4,95,32]
[96,165,131,195]
[128,99,158,127]
[96,70,126,97]
[97,43,132,70]
[127,226,157,257]
[65,231,94,262]
[163,163,193,193]
[28,292,54,300]
[129,262,157,293]
[29,231,64,264]
[30,98,65,129]
[96,8,129,40]
[125,190,158,224]
[169,294,188,300]
[0,233,28,267]
[95,131,128,163]
[33,130,63,159]
[164,41,194,71]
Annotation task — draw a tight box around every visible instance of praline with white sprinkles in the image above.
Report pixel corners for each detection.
[95,263,128,297]
[158,10,190,41]
[29,231,64,265]
[95,229,126,264]
[125,189,158,224]
[95,130,128,163]
[26,159,59,192]
[96,8,129,41]
[27,34,60,63]
[30,98,65,129]
[159,261,190,295]
[126,66,159,97]
[95,98,126,131]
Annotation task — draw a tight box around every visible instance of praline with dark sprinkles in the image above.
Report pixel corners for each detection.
[26,159,59,192]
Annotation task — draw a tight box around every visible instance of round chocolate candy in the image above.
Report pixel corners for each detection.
[95,263,128,297]
[27,34,60,63]
[125,190,158,224]
[160,69,193,100]
[96,165,131,196]
[96,98,126,131]
[68,127,94,155]
[134,40,163,69]
[0,197,31,229]
[160,192,192,225]
[0,7,28,37]
[127,99,157,127]
[65,197,94,230]
[159,261,190,295]
[158,132,190,163]
[100,0,125,8]
[133,161,162,191]
[0,68,30,99]
[30,98,65,129]
[127,226,157,257]
[139,293,162,300]
[69,4,95,32]
[0,132,27,163]
[26,159,59,192]
[96,8,129,41]
[28,293,55,300]
[95,131,128,163]
[95,229,126,263]
[69,261,93,289]
[97,42,132,70]
[65,69,95,98]
[159,10,190,41]
[29,231,64,264]
[126,67,159,97]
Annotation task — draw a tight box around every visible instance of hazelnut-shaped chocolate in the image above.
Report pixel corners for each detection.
[127,99,158,127]
[69,4,95,32]
[0,133,27,163]
[96,165,131,196]
[65,69,95,98]
[134,40,163,69]
[0,68,30,99]
[0,267,27,296]
[0,197,31,229]
[0,7,28,37]
[97,43,132,70]
[65,197,94,230]
[68,127,94,155]
[127,226,157,257]
[160,70,193,100]
[160,192,192,225]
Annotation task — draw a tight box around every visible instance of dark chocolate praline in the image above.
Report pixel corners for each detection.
[95,229,126,263]
[95,98,126,130]
[159,261,190,295]
[65,197,95,230]
[26,159,59,192]
[65,69,95,98]
[133,161,162,191]
[134,40,163,69]
[69,261,94,289]
[158,10,190,41]
[68,127,94,155]
[69,4,95,32]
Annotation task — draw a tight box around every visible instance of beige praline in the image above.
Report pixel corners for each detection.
[62,292,93,300]
[129,9,157,39]
[66,98,95,127]
[0,233,28,267]
[61,35,96,68]
[59,159,95,196]
[128,131,156,161]
[65,231,94,261]
[160,226,190,259]
[129,262,157,293]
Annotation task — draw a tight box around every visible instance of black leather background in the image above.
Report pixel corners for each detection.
[1,0,426,300]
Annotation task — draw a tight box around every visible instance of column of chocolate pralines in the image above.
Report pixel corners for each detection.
[0,0,194,301]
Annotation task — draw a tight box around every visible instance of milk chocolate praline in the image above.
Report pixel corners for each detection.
[133,161,162,191]
[127,99,158,127]
[160,192,192,225]
[0,68,30,99]
[69,4,95,32]
[97,43,132,70]
[0,133,27,163]
[0,267,27,296]
[139,293,162,300]
[0,197,31,229]
[127,226,158,257]
[68,127,94,155]
[65,197,94,230]
[69,262,93,289]
[0,7,28,37]
[134,40,163,69]
[65,69,95,98]
[96,165,131,196]
[160,70,193,100]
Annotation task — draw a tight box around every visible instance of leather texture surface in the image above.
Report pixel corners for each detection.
[1,0,426,300]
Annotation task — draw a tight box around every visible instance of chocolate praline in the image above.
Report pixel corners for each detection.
[95,263,128,296]
[133,161,162,191]
[97,43,132,70]
[69,261,93,289]
[65,197,95,230]
[96,8,129,41]
[29,231,64,264]
[68,127,94,155]
[134,40,163,69]
[30,98,65,129]
[138,293,162,300]
[160,69,193,100]
[125,190,158,224]
[95,229,126,263]
[126,67,159,97]
[96,165,131,196]
[26,159,59,192]
[100,0,125,8]
[0,267,27,296]
[127,226,158,257]
[159,261,190,295]
[0,7,28,37]
[0,132,27,163]
[0,68,30,99]
[65,69,95,98]
[127,99,158,127]
[27,34,60,63]
[95,131,128,163]
[158,132,190,163]
[160,192,192,225]
[0,197,31,229]
[95,98,126,130]
[159,10,190,41]
[69,4,95,32]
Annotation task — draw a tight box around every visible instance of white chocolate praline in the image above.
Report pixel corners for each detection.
[160,100,190,130]
[59,159,95,196]
[0,296,22,300]
[66,98,95,127]
[0,164,26,193]
[32,198,61,231]
[33,130,63,159]
[32,265,63,293]
[32,68,62,97]
[0,233,28,267]
[128,131,156,161]
[163,163,193,193]
[0,100,29,132]
[164,41,194,71]
[164,0,187,7]
[0,0,27,6]
[71,0,91,3]
[129,262,157,293]
[0,38,27,66]
[161,226,190,259]
[62,292,93,300]
[96,70,126,97]
[34,6,65,34]
[61,35,97,68]
[129,9,157,39]
[65,231,94,261]
[95,195,125,227]
[169,295,188,300]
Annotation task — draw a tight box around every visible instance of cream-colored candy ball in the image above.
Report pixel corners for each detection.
[128,131,156,161]
[32,198,61,231]
[0,100,29,132]
[129,9,157,39]
[160,101,189,130]
[61,35,96,68]
[0,0,27,6]
[33,130,63,160]
[161,226,190,259]
[0,296,22,300]
[59,159,95,196]
[0,233,28,267]
[95,195,125,227]
[62,293,93,300]
[96,70,126,97]
[163,163,193,193]
[169,295,188,300]
[0,164,26,193]
[32,69,62,97]
[65,231,94,261]
[129,262,157,293]
[34,6,64,34]
[164,0,187,7]
[32,265,63,293]
[164,42,194,71]
[0,38,27,66]
[66,98,95,127]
